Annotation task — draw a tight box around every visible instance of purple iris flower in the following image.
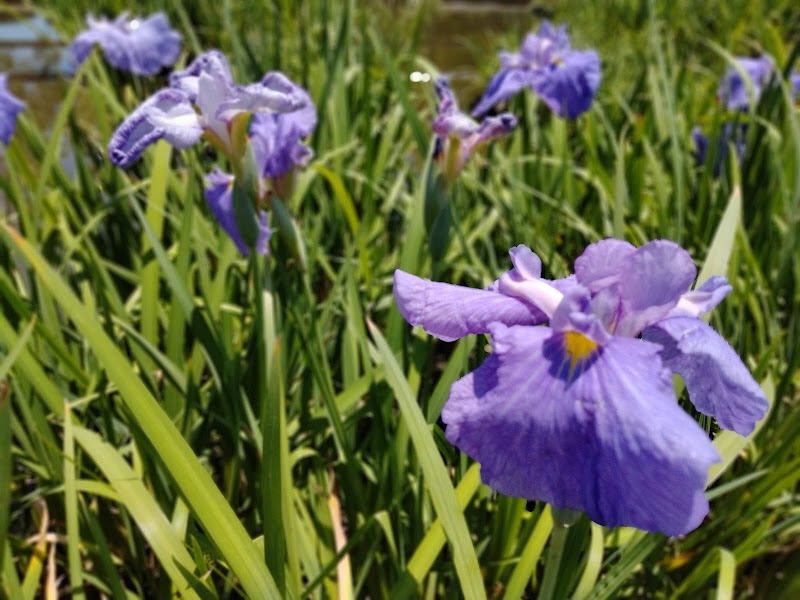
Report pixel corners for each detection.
[0,73,25,145]
[70,12,181,76]
[717,54,775,112]
[249,72,317,179]
[109,50,308,167]
[692,123,746,176]
[394,239,768,535]
[791,72,800,101]
[204,168,271,256]
[472,22,601,119]
[433,78,516,179]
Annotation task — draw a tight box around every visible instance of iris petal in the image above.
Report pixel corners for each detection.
[393,270,546,342]
[643,317,768,436]
[204,168,271,256]
[0,73,25,145]
[108,88,202,167]
[471,68,536,116]
[443,322,720,535]
[532,50,601,118]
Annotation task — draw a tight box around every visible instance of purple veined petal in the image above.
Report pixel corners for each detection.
[531,49,601,119]
[666,276,732,319]
[123,12,182,76]
[573,238,636,293]
[204,168,271,256]
[169,50,234,102]
[0,73,26,145]
[216,77,308,122]
[717,54,775,111]
[393,270,547,342]
[196,69,234,145]
[71,12,181,75]
[614,240,697,337]
[550,285,612,345]
[471,68,536,116]
[108,88,203,167]
[458,112,517,168]
[443,322,720,536]
[643,317,768,436]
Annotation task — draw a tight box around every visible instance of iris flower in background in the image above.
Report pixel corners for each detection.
[109,50,315,256]
[792,72,800,101]
[433,77,517,181]
[692,123,746,176]
[71,12,182,76]
[0,73,25,145]
[472,21,601,119]
[394,239,768,535]
[717,54,775,112]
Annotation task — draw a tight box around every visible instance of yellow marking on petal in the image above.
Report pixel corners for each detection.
[563,331,598,371]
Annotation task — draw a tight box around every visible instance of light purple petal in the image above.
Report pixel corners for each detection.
[573,238,636,293]
[532,49,601,118]
[692,126,708,165]
[393,270,546,342]
[666,276,732,319]
[717,54,775,111]
[471,68,536,116]
[248,73,317,178]
[204,168,271,256]
[643,317,768,436]
[216,75,308,122]
[443,322,720,536]
[108,88,202,167]
[169,50,234,102]
[70,12,181,75]
[615,240,697,337]
[0,73,25,145]
[509,245,542,280]
[792,72,800,101]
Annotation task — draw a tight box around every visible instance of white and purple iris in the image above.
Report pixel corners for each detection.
[394,239,768,536]
[472,21,601,119]
[717,54,775,112]
[433,77,517,180]
[108,51,316,256]
[71,12,182,76]
[0,73,25,145]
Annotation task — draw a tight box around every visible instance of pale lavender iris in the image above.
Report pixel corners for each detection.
[71,12,181,76]
[204,168,271,256]
[472,21,601,119]
[792,73,800,101]
[109,50,308,167]
[717,54,775,111]
[433,78,516,178]
[0,73,25,145]
[394,239,768,535]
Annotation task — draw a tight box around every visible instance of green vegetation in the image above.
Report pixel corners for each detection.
[1,0,798,597]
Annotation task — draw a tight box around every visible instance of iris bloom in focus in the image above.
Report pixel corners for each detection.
[433,77,516,181]
[717,54,775,111]
[71,12,181,76]
[472,21,601,119]
[394,239,768,535]
[109,51,315,256]
[0,73,25,145]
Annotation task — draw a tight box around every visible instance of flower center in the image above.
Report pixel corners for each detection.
[563,331,598,370]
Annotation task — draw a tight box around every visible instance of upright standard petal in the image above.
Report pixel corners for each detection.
[443,322,720,536]
[0,73,25,145]
[169,50,234,102]
[643,317,768,436]
[108,88,202,167]
[204,168,271,256]
[532,49,601,118]
[393,270,547,342]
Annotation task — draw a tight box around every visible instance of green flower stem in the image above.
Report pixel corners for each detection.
[254,254,287,595]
